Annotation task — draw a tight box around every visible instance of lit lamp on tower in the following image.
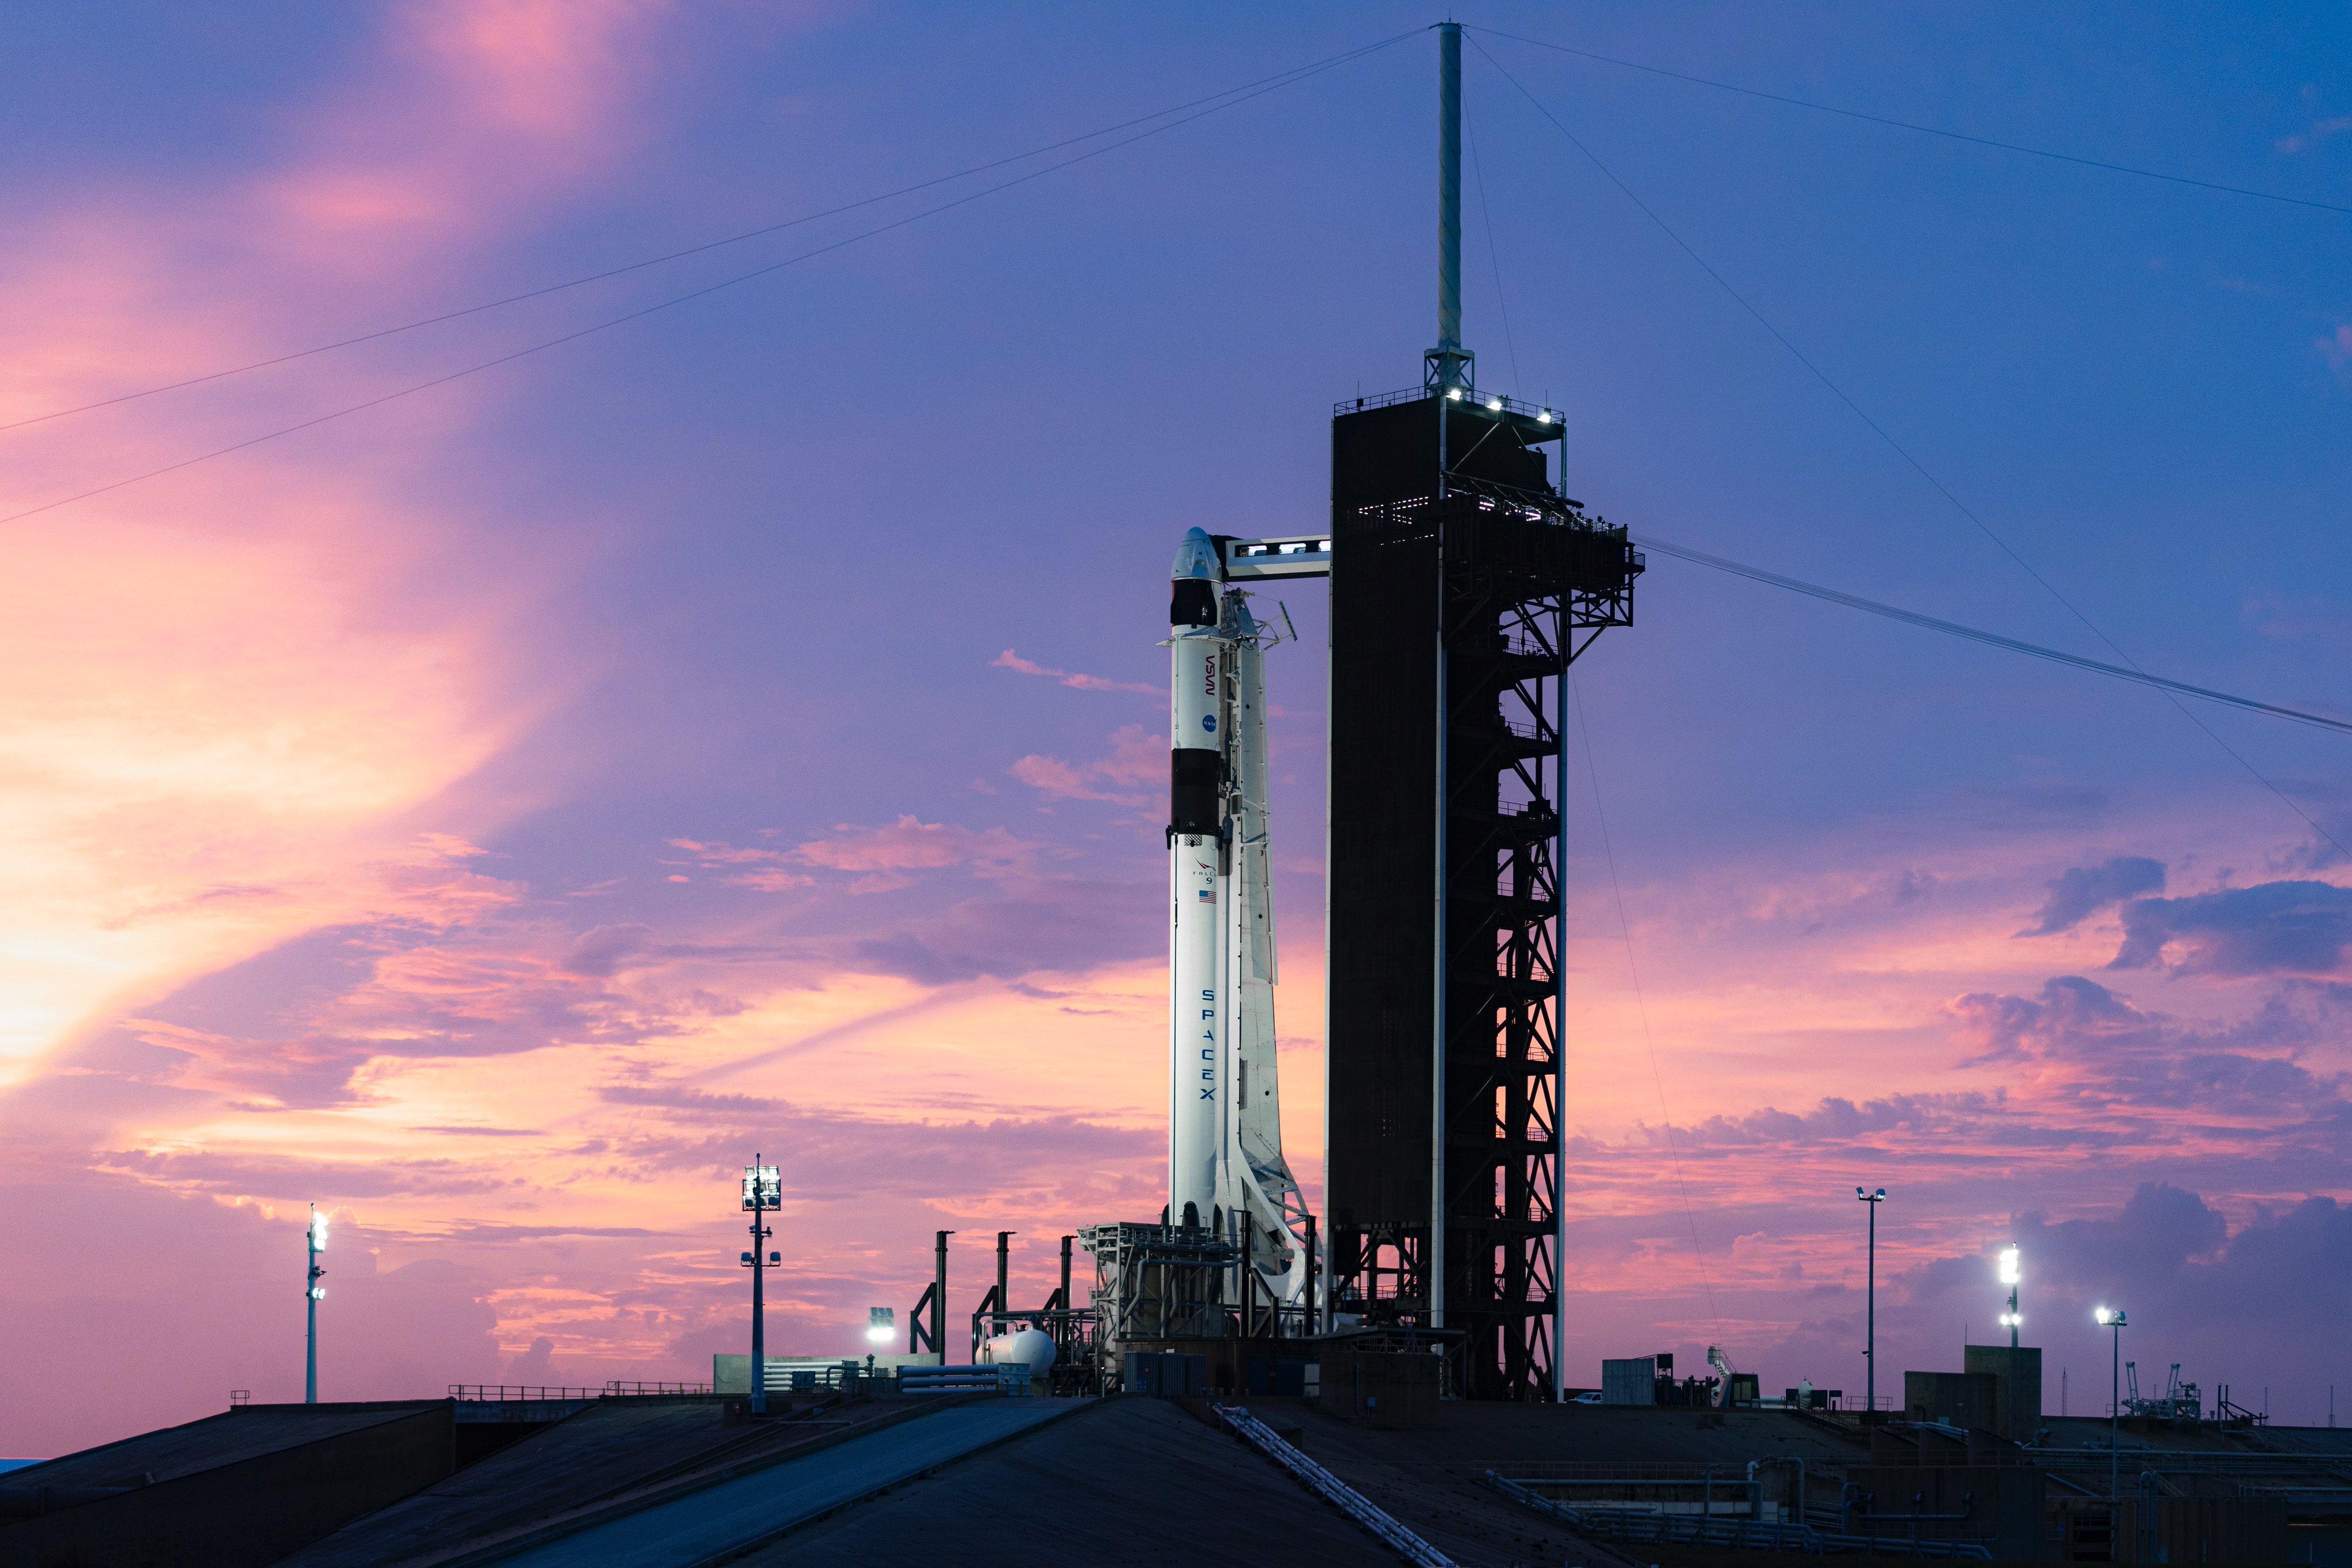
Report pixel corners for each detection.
[740,1158,782,1415]
[1998,1245,2022,1348]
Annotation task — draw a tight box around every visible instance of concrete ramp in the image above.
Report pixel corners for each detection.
[493,1398,1084,1567]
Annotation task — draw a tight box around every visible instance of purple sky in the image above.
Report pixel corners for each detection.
[0,2,2347,1457]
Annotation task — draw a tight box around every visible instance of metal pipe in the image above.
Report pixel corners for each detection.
[1304,1213,1319,1335]
[1243,1217,1257,1336]
[996,1230,1013,1318]
[933,1229,951,1365]
[1553,659,1569,1403]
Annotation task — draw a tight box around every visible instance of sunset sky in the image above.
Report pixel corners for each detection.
[2,2,2349,1458]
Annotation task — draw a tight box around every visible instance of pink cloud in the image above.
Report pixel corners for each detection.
[0,0,695,1098]
[791,815,1043,876]
[2320,324,2352,374]
[2278,115,2352,154]
[663,839,815,892]
[723,869,815,893]
[1008,723,1159,804]
[251,0,668,270]
[991,648,1157,695]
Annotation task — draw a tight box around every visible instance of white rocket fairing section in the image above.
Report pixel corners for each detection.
[1167,528,1309,1307]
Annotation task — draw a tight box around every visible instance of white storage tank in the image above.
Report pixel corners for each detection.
[981,1326,1057,1388]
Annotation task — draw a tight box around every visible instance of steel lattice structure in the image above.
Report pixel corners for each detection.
[1325,393,1638,1401]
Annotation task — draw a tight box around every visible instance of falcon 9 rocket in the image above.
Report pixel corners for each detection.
[1167,528,1309,1308]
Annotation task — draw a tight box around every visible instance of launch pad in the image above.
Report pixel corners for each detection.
[1082,24,1639,1404]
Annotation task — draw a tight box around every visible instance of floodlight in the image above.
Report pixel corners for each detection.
[1487,397,1503,411]
[1447,388,1463,401]
[2095,1306,2114,1325]
[867,1305,894,1345]
[1999,1312,2021,1328]
[1537,411,1553,424]
[311,1214,328,1250]
[310,1286,325,1300]
[1998,1246,2020,1285]
[741,1164,782,1210]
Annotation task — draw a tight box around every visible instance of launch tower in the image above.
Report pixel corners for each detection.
[1321,24,1641,1401]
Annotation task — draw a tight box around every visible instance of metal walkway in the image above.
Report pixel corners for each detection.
[493,1398,1085,1567]
[1217,1405,1457,1567]
[1486,1472,1995,1560]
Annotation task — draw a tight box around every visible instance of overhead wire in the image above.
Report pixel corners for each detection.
[0,28,1424,439]
[1477,83,1724,1331]
[9,30,1426,438]
[1468,82,1711,1336]
[1635,535,2352,739]
[1470,34,2352,862]
[1466,24,2352,219]
[1463,103,1523,391]
[0,29,1417,529]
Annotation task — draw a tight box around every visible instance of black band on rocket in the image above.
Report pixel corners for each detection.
[1169,748,1221,835]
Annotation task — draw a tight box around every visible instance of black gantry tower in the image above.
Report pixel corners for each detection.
[1322,24,1640,1402]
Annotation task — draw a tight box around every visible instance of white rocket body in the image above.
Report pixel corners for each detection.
[1168,625,1224,1226]
[1167,528,1310,1308]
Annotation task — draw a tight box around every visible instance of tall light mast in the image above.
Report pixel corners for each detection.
[741,1157,781,1414]
[1858,1187,1886,1412]
[304,1206,327,1404]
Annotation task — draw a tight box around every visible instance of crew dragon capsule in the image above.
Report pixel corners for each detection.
[1166,527,1310,1309]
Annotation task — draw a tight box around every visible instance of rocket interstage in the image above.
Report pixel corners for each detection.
[1164,526,1310,1306]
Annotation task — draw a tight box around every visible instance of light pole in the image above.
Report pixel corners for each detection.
[2096,1307,2127,1504]
[1857,1187,1886,1414]
[305,1206,327,1404]
[1998,1246,2021,1348]
[741,1157,782,1415]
